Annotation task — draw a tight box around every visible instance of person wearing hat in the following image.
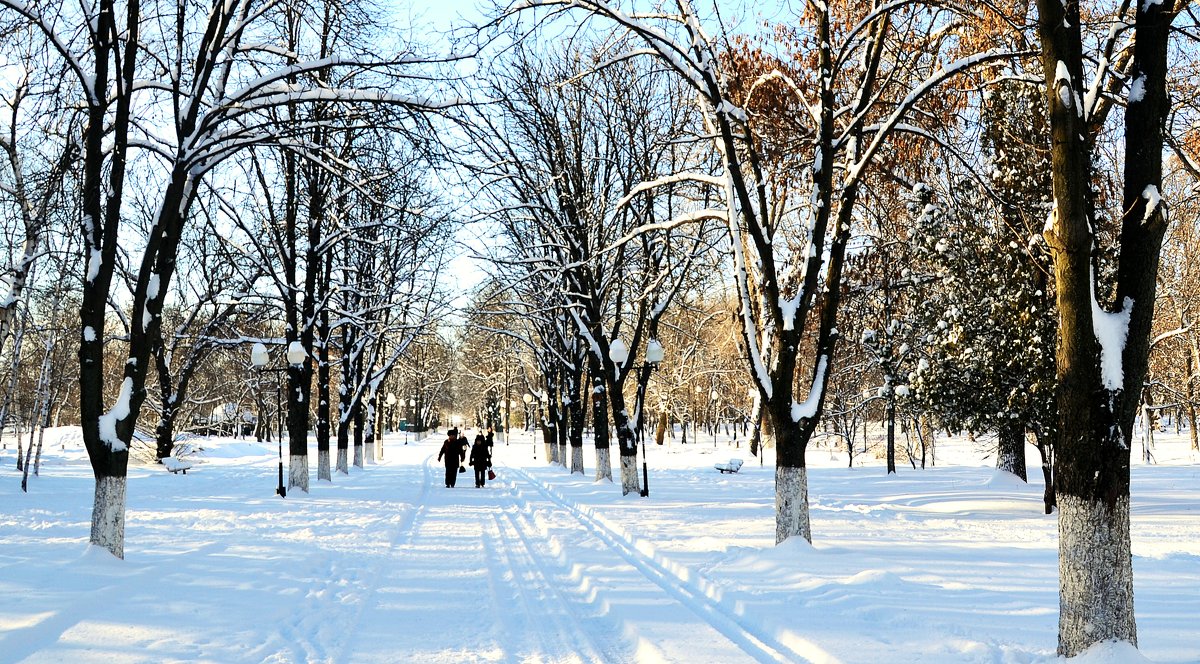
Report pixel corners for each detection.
[437,428,465,487]
[469,433,492,487]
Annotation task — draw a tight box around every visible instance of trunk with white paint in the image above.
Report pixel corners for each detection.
[1057,494,1136,654]
[570,445,583,474]
[775,466,811,544]
[594,447,611,482]
[318,450,331,482]
[619,454,640,496]
[90,475,127,559]
[289,455,309,493]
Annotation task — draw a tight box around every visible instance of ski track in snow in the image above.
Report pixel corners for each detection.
[504,466,820,664]
[251,455,433,664]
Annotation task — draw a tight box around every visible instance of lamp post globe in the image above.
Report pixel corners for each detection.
[251,342,269,368]
[646,339,665,365]
[286,341,307,365]
[608,338,629,364]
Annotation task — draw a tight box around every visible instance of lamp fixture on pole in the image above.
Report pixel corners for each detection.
[608,337,664,498]
[251,343,286,498]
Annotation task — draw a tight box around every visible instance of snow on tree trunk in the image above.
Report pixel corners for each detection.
[353,443,363,468]
[775,466,811,544]
[90,475,126,559]
[594,447,611,482]
[318,449,331,482]
[570,445,583,474]
[289,455,309,493]
[1058,493,1136,655]
[996,422,1028,481]
[337,447,348,474]
[619,455,640,496]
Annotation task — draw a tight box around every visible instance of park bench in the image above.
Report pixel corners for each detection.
[714,458,744,474]
[161,456,194,475]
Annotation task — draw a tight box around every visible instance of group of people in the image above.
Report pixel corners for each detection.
[437,427,494,488]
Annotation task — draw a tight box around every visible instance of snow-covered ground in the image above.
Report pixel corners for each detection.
[1,426,1197,663]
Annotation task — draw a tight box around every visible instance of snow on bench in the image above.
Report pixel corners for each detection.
[714,458,744,474]
[162,456,193,475]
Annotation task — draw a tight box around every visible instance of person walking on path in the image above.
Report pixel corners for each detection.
[438,428,465,488]
[485,426,495,452]
[469,433,492,488]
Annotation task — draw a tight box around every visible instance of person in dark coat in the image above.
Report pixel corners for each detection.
[485,426,495,452]
[437,428,465,488]
[458,430,471,464]
[469,434,492,487]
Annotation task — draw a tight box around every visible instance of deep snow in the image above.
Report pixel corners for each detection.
[0,426,1197,663]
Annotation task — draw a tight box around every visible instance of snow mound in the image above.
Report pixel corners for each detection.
[983,468,1033,490]
[194,441,275,459]
[1065,640,1152,663]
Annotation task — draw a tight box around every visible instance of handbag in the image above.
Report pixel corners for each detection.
[487,469,496,481]
[459,465,466,473]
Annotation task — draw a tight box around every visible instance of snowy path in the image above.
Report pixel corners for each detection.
[320,452,798,663]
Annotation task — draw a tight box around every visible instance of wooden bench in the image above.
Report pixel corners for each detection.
[162,456,194,475]
[714,458,744,474]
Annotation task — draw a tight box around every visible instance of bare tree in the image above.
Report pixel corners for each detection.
[512,0,1019,538]
[0,0,464,558]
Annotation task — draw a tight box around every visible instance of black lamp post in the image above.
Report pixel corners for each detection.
[251,342,289,498]
[609,337,664,497]
[406,397,415,444]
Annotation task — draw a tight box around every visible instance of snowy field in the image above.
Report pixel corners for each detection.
[0,426,1197,664]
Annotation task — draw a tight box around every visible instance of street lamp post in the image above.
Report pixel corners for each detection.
[251,342,289,498]
[538,393,548,460]
[407,398,415,444]
[523,393,534,458]
[386,393,396,434]
[609,337,664,498]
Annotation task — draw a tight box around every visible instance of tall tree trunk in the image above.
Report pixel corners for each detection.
[588,360,612,480]
[748,393,763,458]
[603,381,640,496]
[1034,0,1175,653]
[996,420,1028,481]
[568,373,585,474]
[540,405,555,463]
[286,361,311,492]
[78,0,138,560]
[1036,433,1056,514]
[353,403,364,468]
[364,392,377,465]
[885,393,896,474]
[769,399,811,543]
[316,303,332,481]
